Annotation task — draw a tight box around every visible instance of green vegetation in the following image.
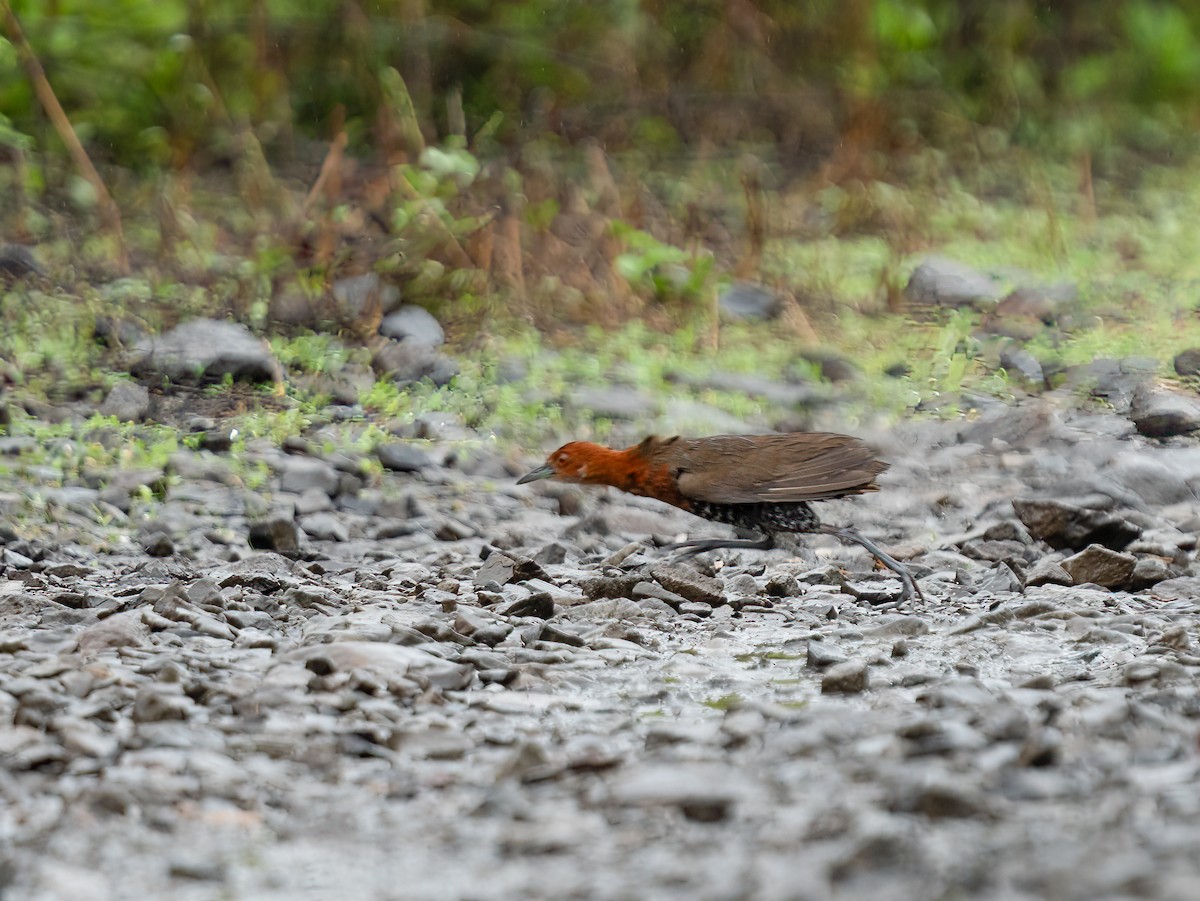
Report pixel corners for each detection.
[3,0,1200,473]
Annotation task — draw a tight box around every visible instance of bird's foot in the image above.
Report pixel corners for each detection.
[820,525,925,605]
[662,535,776,558]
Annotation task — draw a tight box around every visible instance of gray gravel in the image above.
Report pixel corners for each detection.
[4,395,1200,900]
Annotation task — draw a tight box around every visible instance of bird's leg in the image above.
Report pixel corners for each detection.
[664,534,776,558]
[819,524,924,603]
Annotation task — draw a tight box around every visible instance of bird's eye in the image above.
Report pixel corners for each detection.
[556,452,570,465]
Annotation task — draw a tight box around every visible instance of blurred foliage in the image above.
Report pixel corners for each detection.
[1,0,1198,174]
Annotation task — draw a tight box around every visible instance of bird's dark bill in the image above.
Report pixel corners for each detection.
[517,464,555,484]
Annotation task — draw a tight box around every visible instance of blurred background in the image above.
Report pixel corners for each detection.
[2,0,1200,445]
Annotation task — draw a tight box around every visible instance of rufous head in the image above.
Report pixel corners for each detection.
[517,441,602,485]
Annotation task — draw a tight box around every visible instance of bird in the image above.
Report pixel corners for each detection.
[518,432,923,603]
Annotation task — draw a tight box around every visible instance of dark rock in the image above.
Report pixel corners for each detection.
[1174,349,1200,377]
[248,513,300,555]
[1012,498,1139,551]
[376,442,433,473]
[718,282,781,320]
[98,381,150,422]
[502,592,555,619]
[764,573,802,597]
[1130,388,1200,438]
[372,338,458,387]
[905,256,1005,308]
[131,319,280,384]
[798,350,859,383]
[821,659,869,694]
[141,531,175,557]
[1061,544,1135,589]
[199,429,235,452]
[533,542,569,565]
[0,244,43,278]
[380,305,444,347]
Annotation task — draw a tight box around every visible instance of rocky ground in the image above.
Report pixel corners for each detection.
[5,363,1200,900]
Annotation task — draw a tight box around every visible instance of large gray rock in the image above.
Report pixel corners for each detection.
[905,256,1005,308]
[1130,388,1200,438]
[132,319,279,384]
[380,305,444,347]
[98,381,150,422]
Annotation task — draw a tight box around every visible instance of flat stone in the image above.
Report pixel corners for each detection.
[807,639,848,668]
[821,659,869,694]
[905,256,1005,308]
[76,612,148,655]
[649,564,725,607]
[131,319,279,384]
[1023,558,1073,587]
[1150,576,1200,601]
[1061,544,1135,589]
[376,442,433,473]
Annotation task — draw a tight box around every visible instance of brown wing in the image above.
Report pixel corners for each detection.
[643,433,886,504]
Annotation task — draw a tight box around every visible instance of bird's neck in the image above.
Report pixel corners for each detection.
[579,444,683,507]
